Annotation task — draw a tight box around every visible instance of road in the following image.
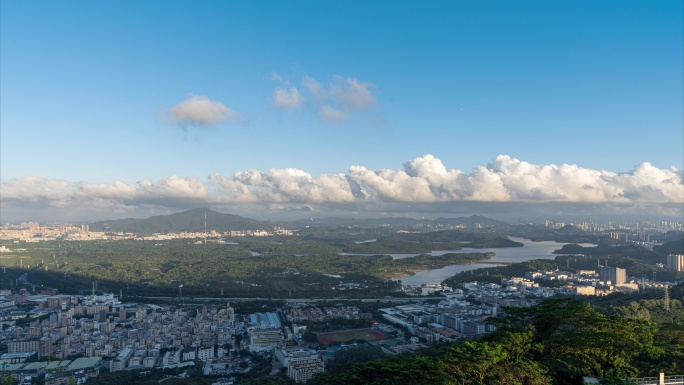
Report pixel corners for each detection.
[139,296,440,303]
[17,273,58,291]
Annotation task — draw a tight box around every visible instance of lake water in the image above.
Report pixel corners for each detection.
[396,237,595,286]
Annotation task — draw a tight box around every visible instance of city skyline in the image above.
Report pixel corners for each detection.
[1,1,682,222]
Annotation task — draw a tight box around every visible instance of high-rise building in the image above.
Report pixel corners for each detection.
[667,254,684,272]
[599,266,627,284]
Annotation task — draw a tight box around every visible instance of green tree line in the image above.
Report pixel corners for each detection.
[308,299,684,385]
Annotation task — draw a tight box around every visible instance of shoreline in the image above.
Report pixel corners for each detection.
[386,256,499,280]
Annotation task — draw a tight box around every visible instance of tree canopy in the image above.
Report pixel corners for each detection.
[308,299,683,385]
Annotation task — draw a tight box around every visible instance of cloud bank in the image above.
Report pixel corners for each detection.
[166,95,236,127]
[2,155,682,222]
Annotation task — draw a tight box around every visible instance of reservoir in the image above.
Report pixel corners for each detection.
[396,237,595,286]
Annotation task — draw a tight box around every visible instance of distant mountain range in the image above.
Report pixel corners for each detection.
[292,215,506,228]
[89,208,268,234]
[89,209,505,234]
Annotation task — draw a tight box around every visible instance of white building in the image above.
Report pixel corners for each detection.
[198,346,214,361]
[275,347,324,383]
[667,254,684,272]
[599,266,627,285]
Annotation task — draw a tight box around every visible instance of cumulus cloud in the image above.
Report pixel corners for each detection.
[481,156,684,203]
[210,168,354,203]
[136,176,208,199]
[270,74,378,122]
[167,95,236,127]
[2,155,682,222]
[272,87,305,110]
[1,175,214,216]
[1,177,75,208]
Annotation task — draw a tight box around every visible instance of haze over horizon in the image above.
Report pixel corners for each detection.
[1,1,682,223]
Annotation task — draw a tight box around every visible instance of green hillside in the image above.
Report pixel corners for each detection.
[89,208,268,234]
[307,298,684,385]
[654,239,684,255]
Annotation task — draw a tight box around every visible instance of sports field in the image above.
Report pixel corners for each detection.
[317,328,387,345]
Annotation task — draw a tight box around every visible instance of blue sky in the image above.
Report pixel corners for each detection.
[1,1,682,222]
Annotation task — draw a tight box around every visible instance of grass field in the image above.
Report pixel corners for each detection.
[317,328,387,345]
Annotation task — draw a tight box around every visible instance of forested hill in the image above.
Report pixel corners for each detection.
[89,208,268,234]
[308,298,684,385]
[654,238,684,255]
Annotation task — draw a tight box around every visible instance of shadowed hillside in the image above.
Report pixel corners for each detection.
[89,208,268,234]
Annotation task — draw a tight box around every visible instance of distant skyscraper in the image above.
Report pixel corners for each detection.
[667,254,684,272]
[599,266,627,284]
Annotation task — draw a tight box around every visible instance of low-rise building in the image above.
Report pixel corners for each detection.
[110,347,133,372]
[248,327,283,351]
[275,347,324,383]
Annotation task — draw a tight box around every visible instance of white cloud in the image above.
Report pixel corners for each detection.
[319,105,348,122]
[348,155,683,204]
[269,72,285,84]
[2,155,682,222]
[167,95,236,127]
[1,176,74,207]
[272,87,305,110]
[301,75,323,97]
[211,168,354,203]
[136,176,208,199]
[329,75,376,110]
[271,74,378,122]
[403,155,471,200]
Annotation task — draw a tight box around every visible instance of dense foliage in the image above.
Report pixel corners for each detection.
[326,345,389,374]
[506,225,600,244]
[444,259,559,286]
[653,239,684,255]
[0,231,500,297]
[308,299,683,385]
